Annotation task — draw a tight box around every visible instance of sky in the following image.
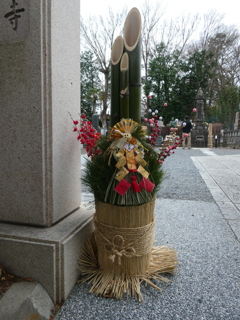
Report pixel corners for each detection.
[81,0,240,28]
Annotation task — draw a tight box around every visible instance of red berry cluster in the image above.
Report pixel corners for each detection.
[143,118,161,147]
[72,114,101,157]
[157,136,180,163]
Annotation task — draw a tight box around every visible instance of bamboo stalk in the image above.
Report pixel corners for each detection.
[123,8,142,124]
[120,52,129,119]
[111,36,124,127]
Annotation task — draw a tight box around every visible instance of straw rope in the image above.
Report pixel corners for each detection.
[94,215,155,265]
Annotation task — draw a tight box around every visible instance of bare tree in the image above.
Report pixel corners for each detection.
[141,0,165,80]
[205,26,240,108]
[182,11,240,112]
[162,13,200,55]
[141,0,200,105]
[199,10,225,50]
[80,7,127,126]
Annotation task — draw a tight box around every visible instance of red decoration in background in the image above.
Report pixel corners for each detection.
[143,117,161,148]
[72,114,101,158]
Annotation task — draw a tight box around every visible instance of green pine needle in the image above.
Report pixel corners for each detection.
[82,134,164,205]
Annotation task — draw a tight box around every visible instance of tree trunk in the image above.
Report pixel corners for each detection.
[101,68,110,128]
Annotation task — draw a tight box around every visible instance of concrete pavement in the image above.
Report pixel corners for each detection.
[192,149,240,241]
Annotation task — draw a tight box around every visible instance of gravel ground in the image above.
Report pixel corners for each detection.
[158,148,214,202]
[56,147,240,320]
[210,147,240,156]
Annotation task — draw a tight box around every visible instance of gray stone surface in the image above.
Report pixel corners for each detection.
[55,147,240,320]
[0,0,80,226]
[0,205,94,303]
[0,282,54,320]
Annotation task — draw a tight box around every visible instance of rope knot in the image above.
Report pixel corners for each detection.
[105,235,135,265]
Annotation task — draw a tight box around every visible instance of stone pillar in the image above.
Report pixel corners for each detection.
[0,0,94,303]
[0,0,81,227]
[208,123,213,148]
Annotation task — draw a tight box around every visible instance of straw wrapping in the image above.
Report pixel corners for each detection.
[94,215,155,265]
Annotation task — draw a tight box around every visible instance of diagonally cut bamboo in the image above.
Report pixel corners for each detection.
[111,36,124,127]
[120,52,129,119]
[123,8,142,124]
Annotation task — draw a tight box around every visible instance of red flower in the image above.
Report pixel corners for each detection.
[73,120,79,125]
[73,127,78,132]
[81,114,86,119]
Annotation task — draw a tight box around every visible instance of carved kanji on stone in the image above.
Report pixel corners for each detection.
[4,0,25,31]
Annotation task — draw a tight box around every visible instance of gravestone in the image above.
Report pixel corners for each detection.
[191,88,208,148]
[155,135,163,146]
[92,114,100,132]
[234,112,239,130]
[107,120,111,134]
[0,0,94,303]
[208,123,213,148]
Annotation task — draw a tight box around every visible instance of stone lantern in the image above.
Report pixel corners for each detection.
[191,88,208,147]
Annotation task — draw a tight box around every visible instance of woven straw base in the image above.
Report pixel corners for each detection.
[94,200,156,276]
[78,235,178,301]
